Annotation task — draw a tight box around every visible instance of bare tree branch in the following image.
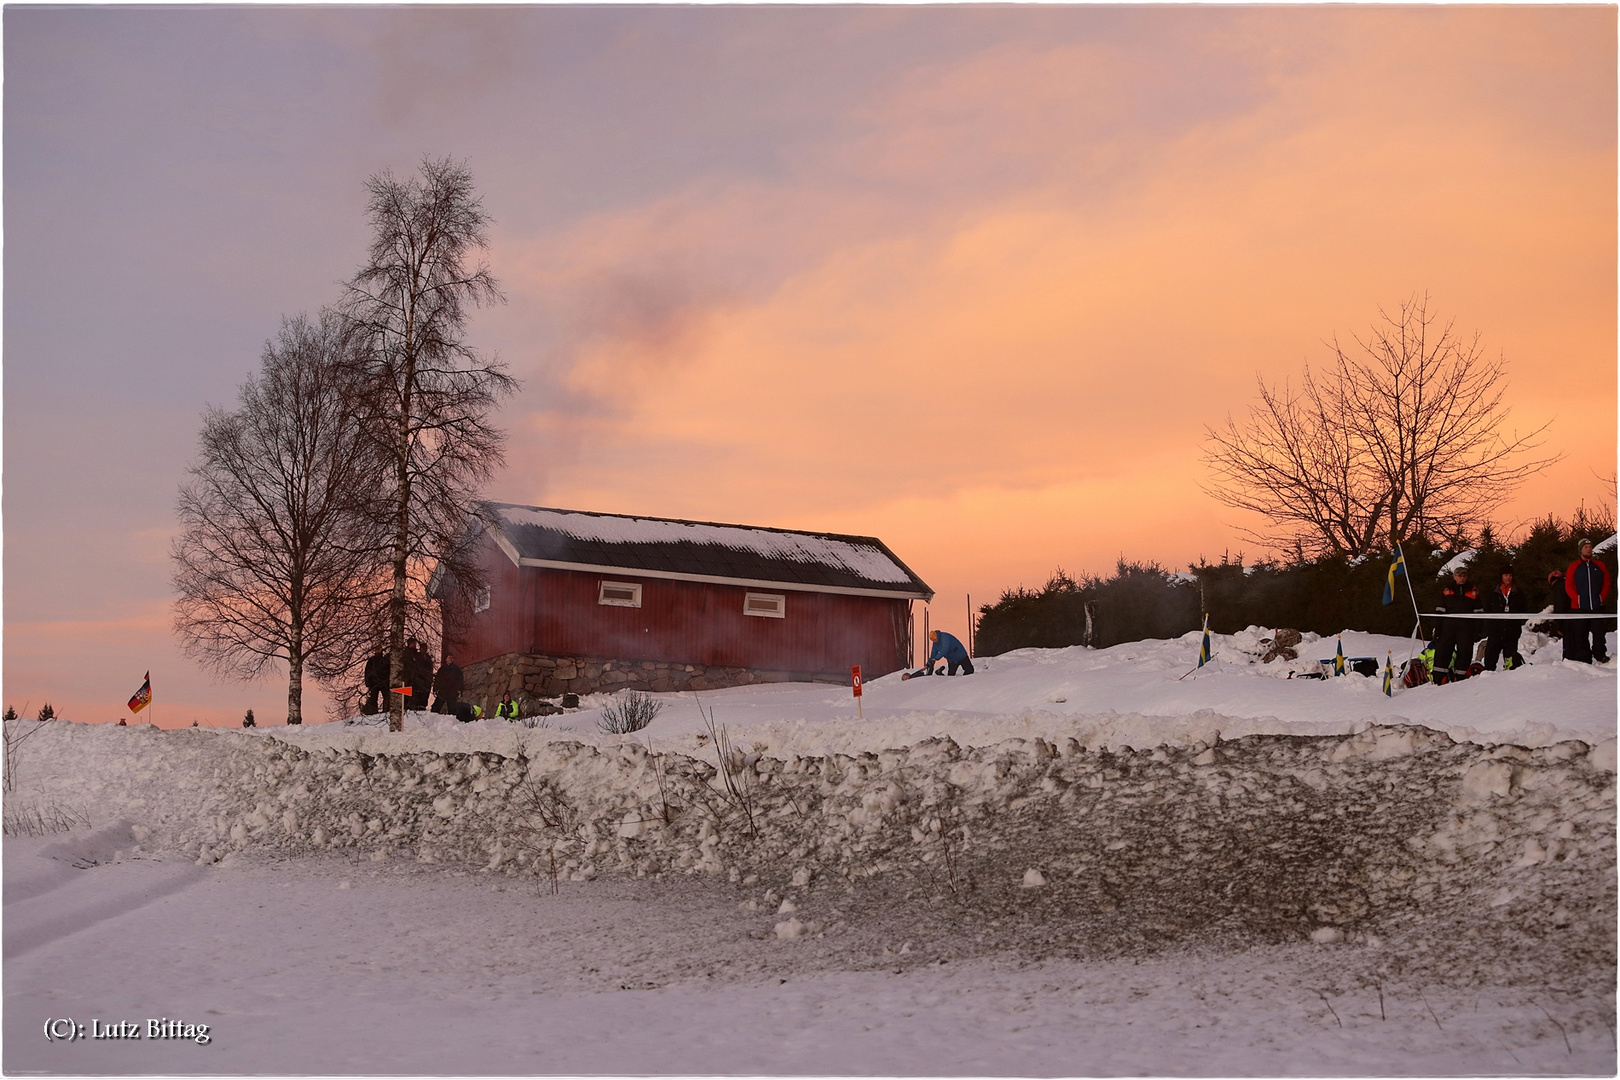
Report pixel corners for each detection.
[1204,294,1560,557]
[339,156,517,731]
[172,312,391,724]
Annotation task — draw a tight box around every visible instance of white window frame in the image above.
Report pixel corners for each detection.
[473,587,491,614]
[744,591,786,619]
[598,581,643,608]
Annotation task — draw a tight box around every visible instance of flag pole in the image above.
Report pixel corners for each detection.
[1179,612,1210,680]
[1397,541,1425,664]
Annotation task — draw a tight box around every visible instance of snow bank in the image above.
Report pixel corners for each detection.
[14,709,1615,986]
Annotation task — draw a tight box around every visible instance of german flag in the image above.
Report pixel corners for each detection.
[128,672,151,714]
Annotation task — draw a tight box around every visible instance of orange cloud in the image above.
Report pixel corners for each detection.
[493,8,1612,642]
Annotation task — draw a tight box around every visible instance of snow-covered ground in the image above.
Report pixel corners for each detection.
[6,840,1612,1076]
[4,629,1614,1076]
[282,625,1618,760]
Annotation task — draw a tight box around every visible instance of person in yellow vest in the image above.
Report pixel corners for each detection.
[496,692,520,721]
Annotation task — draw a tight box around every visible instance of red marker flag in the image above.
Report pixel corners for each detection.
[390,686,413,697]
[127,672,152,714]
[851,665,862,698]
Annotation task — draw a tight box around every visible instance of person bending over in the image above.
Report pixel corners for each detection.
[924,629,974,676]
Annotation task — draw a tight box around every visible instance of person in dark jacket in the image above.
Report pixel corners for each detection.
[431,654,464,714]
[1564,539,1613,664]
[1543,569,1578,658]
[361,649,389,715]
[1431,565,1482,684]
[405,639,434,711]
[1482,566,1528,671]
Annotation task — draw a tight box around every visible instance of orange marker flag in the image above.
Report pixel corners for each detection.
[127,672,152,714]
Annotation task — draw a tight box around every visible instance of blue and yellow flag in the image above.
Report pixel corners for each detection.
[1334,637,1346,675]
[1382,544,1408,605]
[1382,651,1394,696]
[1197,614,1211,668]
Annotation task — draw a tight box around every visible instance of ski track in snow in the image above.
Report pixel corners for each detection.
[4,848,1613,1076]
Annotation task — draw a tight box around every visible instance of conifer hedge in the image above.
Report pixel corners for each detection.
[974,510,1617,656]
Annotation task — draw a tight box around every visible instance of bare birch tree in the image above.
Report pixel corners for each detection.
[172,312,389,724]
[1204,295,1559,557]
[341,156,516,732]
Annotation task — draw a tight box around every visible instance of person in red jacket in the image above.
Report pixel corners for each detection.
[1564,539,1613,664]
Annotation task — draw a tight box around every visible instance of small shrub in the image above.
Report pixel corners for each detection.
[2,707,15,722]
[35,704,55,722]
[243,709,255,728]
[598,691,663,735]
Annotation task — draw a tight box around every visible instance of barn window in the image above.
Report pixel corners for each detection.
[598,581,642,608]
[744,592,786,618]
[473,587,491,614]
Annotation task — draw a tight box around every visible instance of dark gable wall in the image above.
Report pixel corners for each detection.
[447,533,913,678]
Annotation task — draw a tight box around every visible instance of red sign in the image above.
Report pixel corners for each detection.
[851,665,862,697]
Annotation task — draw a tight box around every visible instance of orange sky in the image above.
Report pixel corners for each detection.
[7,6,1615,726]
[496,8,1616,641]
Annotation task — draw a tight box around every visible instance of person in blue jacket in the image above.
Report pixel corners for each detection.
[924,629,975,676]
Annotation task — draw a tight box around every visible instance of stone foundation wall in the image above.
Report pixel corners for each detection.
[464,651,844,709]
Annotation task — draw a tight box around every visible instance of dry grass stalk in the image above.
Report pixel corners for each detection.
[2,802,88,837]
[696,698,757,838]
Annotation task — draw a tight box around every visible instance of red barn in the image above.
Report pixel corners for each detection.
[442,503,934,710]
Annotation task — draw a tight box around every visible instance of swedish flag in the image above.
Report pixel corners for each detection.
[1382,651,1394,696]
[1334,637,1346,675]
[1197,614,1211,668]
[1382,544,1408,605]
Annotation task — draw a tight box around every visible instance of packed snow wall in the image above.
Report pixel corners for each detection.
[12,722,1615,983]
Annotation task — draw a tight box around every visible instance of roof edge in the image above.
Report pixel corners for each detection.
[516,557,935,601]
[482,500,897,549]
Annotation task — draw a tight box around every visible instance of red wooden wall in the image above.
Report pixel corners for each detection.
[445,535,913,678]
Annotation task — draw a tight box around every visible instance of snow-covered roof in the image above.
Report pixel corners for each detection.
[480,503,934,600]
[1595,533,1618,554]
